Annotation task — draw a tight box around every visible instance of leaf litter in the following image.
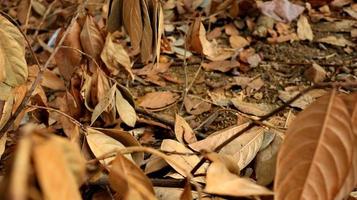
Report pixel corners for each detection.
[0,0,357,199]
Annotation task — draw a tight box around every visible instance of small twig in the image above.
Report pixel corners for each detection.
[135,107,175,127]
[190,81,357,175]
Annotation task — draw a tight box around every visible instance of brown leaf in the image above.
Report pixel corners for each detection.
[229,35,250,49]
[86,128,132,165]
[317,35,354,47]
[183,96,211,115]
[55,21,82,80]
[109,153,156,200]
[17,0,31,24]
[80,15,104,69]
[107,0,123,32]
[259,0,304,22]
[297,15,313,41]
[91,84,116,125]
[175,114,197,144]
[101,33,133,79]
[278,88,327,109]
[140,0,153,63]
[202,60,240,72]
[0,15,28,90]
[33,135,83,200]
[231,98,275,116]
[41,69,66,91]
[161,139,207,178]
[116,89,136,127]
[138,91,179,109]
[145,154,168,174]
[0,133,6,159]
[205,161,273,197]
[275,91,355,200]
[180,180,193,200]
[123,0,143,52]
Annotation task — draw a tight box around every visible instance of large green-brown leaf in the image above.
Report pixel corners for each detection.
[275,91,355,200]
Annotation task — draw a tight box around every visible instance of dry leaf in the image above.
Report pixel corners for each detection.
[116,89,136,127]
[231,98,275,116]
[275,91,355,200]
[33,135,83,200]
[107,0,123,32]
[109,153,156,200]
[202,60,240,72]
[175,114,197,144]
[91,84,116,125]
[54,21,82,80]
[180,180,193,200]
[0,15,28,90]
[123,0,143,52]
[259,0,305,22]
[255,133,283,186]
[41,70,66,90]
[278,89,327,109]
[86,128,132,165]
[297,15,313,41]
[0,133,6,159]
[161,139,206,177]
[141,0,153,63]
[80,15,104,69]
[183,96,211,115]
[205,161,273,197]
[101,33,133,79]
[138,91,179,109]
[317,35,354,47]
[229,35,250,49]
[145,154,168,174]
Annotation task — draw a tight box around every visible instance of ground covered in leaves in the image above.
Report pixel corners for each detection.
[0,0,357,199]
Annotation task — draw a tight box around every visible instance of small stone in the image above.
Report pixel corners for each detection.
[304,63,327,83]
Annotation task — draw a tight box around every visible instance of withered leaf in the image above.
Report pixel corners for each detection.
[55,21,82,80]
[231,98,275,117]
[275,91,355,200]
[297,15,313,41]
[86,128,132,165]
[140,0,153,63]
[91,84,116,125]
[138,91,179,109]
[205,161,273,197]
[175,114,197,144]
[0,133,7,159]
[101,33,133,79]
[109,153,156,200]
[123,0,143,52]
[33,135,83,200]
[115,89,136,127]
[0,15,28,89]
[107,0,123,32]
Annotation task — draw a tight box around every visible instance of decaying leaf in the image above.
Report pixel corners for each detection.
[33,134,84,200]
[317,35,354,47]
[54,20,82,80]
[109,153,156,200]
[297,15,313,41]
[275,91,356,200]
[123,0,143,53]
[205,161,273,197]
[116,89,136,127]
[138,91,179,109]
[183,96,211,115]
[231,98,275,116]
[86,128,132,165]
[0,133,6,159]
[91,84,116,125]
[0,15,28,97]
[101,33,133,79]
[175,114,197,144]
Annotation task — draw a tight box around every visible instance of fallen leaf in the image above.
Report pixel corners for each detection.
[231,98,275,116]
[297,15,314,41]
[278,88,327,109]
[229,35,250,49]
[145,154,168,174]
[54,21,82,80]
[123,0,143,52]
[255,133,283,186]
[161,139,206,178]
[0,15,28,89]
[317,35,354,47]
[275,91,356,200]
[202,60,240,72]
[183,96,211,115]
[101,33,133,79]
[41,69,66,90]
[91,84,116,125]
[205,161,273,197]
[0,133,6,159]
[175,114,197,144]
[140,0,153,63]
[107,0,123,32]
[33,135,83,200]
[138,91,179,109]
[116,89,136,127]
[86,128,132,165]
[109,153,156,200]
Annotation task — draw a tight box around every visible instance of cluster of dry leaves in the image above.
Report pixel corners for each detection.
[0,0,357,199]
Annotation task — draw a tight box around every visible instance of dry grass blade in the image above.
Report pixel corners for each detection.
[275,91,355,200]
